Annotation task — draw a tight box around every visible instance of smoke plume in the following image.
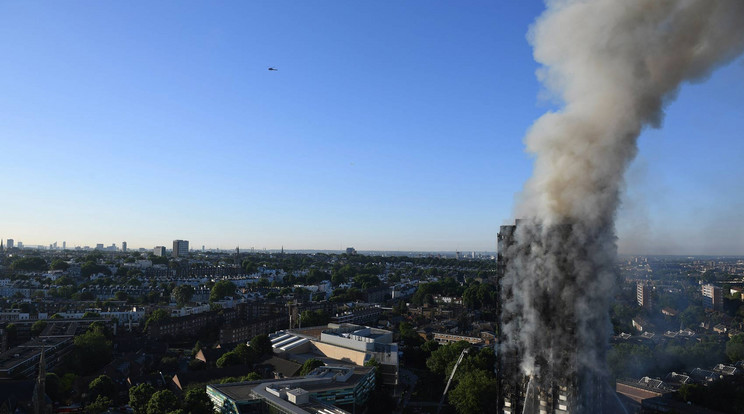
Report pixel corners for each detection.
[501,0,744,411]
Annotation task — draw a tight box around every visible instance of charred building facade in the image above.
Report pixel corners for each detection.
[495,220,621,414]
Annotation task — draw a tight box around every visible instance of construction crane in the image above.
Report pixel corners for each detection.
[437,348,469,413]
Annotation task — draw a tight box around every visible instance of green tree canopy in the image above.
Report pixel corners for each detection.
[184,388,214,414]
[209,280,237,302]
[69,329,113,375]
[250,334,273,357]
[31,320,47,336]
[726,334,744,363]
[299,359,324,375]
[146,390,179,414]
[299,310,329,327]
[128,383,155,414]
[50,259,70,271]
[173,285,195,307]
[86,395,113,414]
[81,261,112,278]
[145,308,171,331]
[426,341,471,377]
[448,369,498,414]
[11,256,48,271]
[88,375,116,402]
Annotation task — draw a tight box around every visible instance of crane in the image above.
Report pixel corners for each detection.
[437,348,469,413]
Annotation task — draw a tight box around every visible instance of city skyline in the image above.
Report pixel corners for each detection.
[1,2,743,254]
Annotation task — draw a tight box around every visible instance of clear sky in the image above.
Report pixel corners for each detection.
[1,1,742,254]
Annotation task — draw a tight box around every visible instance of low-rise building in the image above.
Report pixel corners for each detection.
[207,365,374,414]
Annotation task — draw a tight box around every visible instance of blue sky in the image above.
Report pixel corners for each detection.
[1,1,742,254]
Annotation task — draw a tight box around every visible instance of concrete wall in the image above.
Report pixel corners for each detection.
[310,341,367,366]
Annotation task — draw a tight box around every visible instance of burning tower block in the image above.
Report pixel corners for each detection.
[496,220,624,414]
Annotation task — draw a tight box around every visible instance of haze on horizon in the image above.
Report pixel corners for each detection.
[1,2,743,255]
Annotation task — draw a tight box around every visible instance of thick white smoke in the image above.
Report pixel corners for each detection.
[501,0,744,411]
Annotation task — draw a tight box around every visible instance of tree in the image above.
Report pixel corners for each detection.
[128,383,155,414]
[146,390,179,414]
[726,334,744,362]
[250,334,273,357]
[31,320,47,336]
[399,322,424,346]
[242,259,258,275]
[426,341,471,377]
[11,256,48,271]
[448,369,498,414]
[160,356,179,372]
[172,285,195,307]
[86,395,113,414]
[70,329,112,375]
[88,375,116,402]
[299,310,329,327]
[188,359,207,371]
[46,373,63,402]
[51,259,70,271]
[5,323,16,342]
[299,359,324,375]
[81,261,112,278]
[209,280,236,302]
[145,308,171,331]
[607,343,653,379]
[184,388,214,414]
[216,351,242,368]
[680,305,705,329]
[192,340,203,356]
[232,343,257,365]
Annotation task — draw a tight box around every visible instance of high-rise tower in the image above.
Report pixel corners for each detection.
[495,220,623,414]
[173,240,189,258]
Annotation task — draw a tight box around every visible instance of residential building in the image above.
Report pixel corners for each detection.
[702,284,723,310]
[154,246,166,257]
[122,241,127,252]
[432,332,484,346]
[636,282,652,309]
[0,337,73,379]
[6,239,13,249]
[173,240,189,258]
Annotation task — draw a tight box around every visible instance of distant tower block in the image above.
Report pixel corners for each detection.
[172,239,189,258]
[702,284,723,310]
[122,241,127,252]
[636,282,653,309]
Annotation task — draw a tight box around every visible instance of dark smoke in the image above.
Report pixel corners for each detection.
[501,0,744,411]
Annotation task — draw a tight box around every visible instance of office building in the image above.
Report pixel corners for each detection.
[702,284,723,311]
[6,239,13,249]
[122,242,127,252]
[636,283,653,309]
[154,246,166,257]
[95,244,104,250]
[173,239,189,258]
